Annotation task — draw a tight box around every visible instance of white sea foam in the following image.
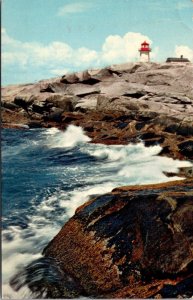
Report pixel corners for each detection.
[2,211,61,298]
[43,127,60,135]
[2,192,64,298]
[59,182,116,218]
[44,125,91,148]
[2,283,31,300]
[89,143,162,162]
[2,125,192,298]
[85,142,192,185]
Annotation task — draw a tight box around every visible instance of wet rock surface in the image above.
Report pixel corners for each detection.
[42,179,193,298]
[57,110,192,161]
[3,62,193,298]
[2,62,193,160]
[10,257,85,299]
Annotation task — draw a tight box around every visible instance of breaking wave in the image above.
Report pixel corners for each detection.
[43,125,91,148]
[2,125,192,298]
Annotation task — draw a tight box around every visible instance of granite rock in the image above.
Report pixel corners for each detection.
[42,179,193,298]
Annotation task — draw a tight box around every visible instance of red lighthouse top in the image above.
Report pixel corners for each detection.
[139,41,151,52]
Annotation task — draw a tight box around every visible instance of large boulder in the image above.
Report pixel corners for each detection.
[41,179,193,298]
[61,68,113,85]
[1,101,20,110]
[45,94,79,111]
[96,95,156,112]
[2,62,193,128]
[65,83,100,97]
[43,108,64,123]
[178,140,193,159]
[40,82,67,93]
[14,95,36,110]
[60,72,80,84]
[74,94,98,112]
[1,108,29,127]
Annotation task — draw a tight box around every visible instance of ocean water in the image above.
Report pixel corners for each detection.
[2,125,192,299]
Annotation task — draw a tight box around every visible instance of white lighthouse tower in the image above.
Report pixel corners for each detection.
[139,41,151,62]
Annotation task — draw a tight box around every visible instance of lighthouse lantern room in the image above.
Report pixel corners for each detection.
[139,41,151,62]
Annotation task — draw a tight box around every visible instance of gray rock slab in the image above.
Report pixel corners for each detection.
[65,83,100,97]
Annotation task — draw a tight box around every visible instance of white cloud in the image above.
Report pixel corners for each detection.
[57,2,91,16]
[2,51,28,67]
[50,68,70,76]
[2,28,97,69]
[75,47,98,65]
[175,45,193,61]
[101,32,155,64]
[2,28,159,84]
[31,42,73,66]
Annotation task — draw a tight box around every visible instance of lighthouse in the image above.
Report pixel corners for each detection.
[139,41,151,62]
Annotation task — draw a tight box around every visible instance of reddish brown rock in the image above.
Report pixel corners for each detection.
[2,63,193,151]
[42,179,193,298]
[1,108,30,128]
[4,62,193,299]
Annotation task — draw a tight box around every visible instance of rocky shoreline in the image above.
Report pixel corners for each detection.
[3,62,193,298]
[43,179,193,298]
[2,62,193,161]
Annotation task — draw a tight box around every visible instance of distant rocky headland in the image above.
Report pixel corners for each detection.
[2,62,193,161]
[3,62,193,298]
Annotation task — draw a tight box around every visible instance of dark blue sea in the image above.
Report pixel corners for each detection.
[2,125,191,298]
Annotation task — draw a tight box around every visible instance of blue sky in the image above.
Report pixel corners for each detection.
[2,0,193,85]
